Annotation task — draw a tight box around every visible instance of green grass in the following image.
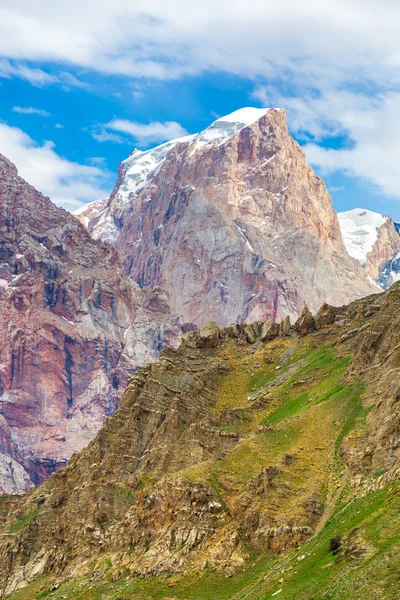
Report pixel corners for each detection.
[8,508,39,533]
[8,485,400,600]
[113,484,136,505]
[6,341,398,600]
[250,483,400,600]
[262,347,351,425]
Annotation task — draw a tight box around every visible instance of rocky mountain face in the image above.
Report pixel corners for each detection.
[1,285,399,598]
[338,208,400,289]
[79,108,376,328]
[0,154,181,495]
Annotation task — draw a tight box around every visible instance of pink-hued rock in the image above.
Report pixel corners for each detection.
[0,154,181,493]
[84,108,376,327]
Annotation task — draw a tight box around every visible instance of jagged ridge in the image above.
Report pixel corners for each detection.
[1,284,399,597]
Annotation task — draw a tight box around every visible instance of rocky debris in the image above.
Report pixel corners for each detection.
[315,303,337,329]
[280,316,291,336]
[1,285,400,592]
[295,307,315,335]
[329,528,372,563]
[195,321,220,348]
[184,318,291,349]
[261,320,280,342]
[0,153,181,493]
[247,466,280,494]
[82,108,376,328]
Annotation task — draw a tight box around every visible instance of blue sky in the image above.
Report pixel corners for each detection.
[1,1,400,218]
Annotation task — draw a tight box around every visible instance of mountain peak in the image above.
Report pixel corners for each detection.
[338,207,400,287]
[193,107,281,148]
[80,107,375,327]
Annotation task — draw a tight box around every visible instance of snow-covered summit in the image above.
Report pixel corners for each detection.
[84,107,277,243]
[194,107,275,148]
[118,107,275,199]
[338,208,387,265]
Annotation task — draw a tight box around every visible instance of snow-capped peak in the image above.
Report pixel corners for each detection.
[194,107,274,148]
[338,208,387,264]
[87,107,279,243]
[117,108,275,202]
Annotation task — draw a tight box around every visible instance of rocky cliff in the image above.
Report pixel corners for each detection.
[80,108,376,327]
[1,284,399,598]
[0,154,181,494]
[338,208,400,288]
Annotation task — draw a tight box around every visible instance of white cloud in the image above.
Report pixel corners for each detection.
[55,123,64,129]
[0,1,399,84]
[0,58,86,88]
[91,128,126,144]
[253,86,400,199]
[0,123,111,210]
[3,1,400,198]
[106,119,188,144]
[13,106,51,116]
[88,156,107,167]
[0,58,58,86]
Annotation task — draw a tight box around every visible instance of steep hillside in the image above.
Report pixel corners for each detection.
[79,108,375,327]
[338,208,400,288]
[1,284,399,599]
[0,154,181,494]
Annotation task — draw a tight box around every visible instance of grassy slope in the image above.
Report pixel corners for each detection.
[7,336,400,600]
[8,485,399,600]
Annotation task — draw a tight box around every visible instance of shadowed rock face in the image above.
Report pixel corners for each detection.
[0,284,399,595]
[0,154,181,493]
[83,108,376,327]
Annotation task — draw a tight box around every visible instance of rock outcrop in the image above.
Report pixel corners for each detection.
[0,154,181,493]
[1,284,399,595]
[79,108,375,327]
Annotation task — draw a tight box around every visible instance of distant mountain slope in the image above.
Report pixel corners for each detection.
[1,285,399,598]
[0,154,181,494]
[338,208,400,288]
[78,108,376,327]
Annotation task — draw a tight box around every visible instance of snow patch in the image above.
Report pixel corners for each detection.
[194,107,272,148]
[61,316,76,326]
[368,275,383,290]
[338,208,387,265]
[233,222,255,252]
[260,153,276,167]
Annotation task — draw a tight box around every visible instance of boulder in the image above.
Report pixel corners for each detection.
[260,320,279,342]
[296,307,315,335]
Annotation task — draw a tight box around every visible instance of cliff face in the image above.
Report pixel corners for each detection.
[0,154,181,494]
[338,208,400,288]
[1,284,399,596]
[82,108,375,327]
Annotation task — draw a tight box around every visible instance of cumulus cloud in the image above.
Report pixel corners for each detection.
[0,1,398,85]
[13,106,51,116]
[0,124,111,210]
[2,1,400,197]
[90,119,188,146]
[106,119,189,144]
[253,85,400,199]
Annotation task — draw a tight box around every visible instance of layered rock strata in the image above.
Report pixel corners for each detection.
[0,154,181,493]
